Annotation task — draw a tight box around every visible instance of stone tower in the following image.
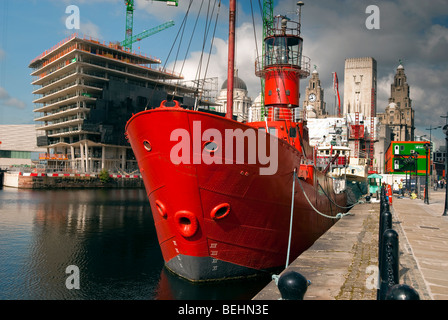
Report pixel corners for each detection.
[378,63,414,141]
[343,57,377,118]
[303,67,327,118]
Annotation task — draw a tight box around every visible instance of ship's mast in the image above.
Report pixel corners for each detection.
[226,0,236,119]
[255,6,310,122]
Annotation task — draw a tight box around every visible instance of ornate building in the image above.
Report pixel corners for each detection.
[377,63,415,141]
[215,72,252,122]
[302,68,327,118]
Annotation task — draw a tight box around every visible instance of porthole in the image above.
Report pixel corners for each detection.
[210,203,231,220]
[143,140,152,152]
[203,141,219,153]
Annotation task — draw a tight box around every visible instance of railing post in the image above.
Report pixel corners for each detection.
[378,209,392,272]
[386,284,420,300]
[379,229,399,300]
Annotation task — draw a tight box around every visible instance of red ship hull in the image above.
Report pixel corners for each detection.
[125,107,347,281]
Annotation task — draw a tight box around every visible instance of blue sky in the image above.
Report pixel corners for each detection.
[1,0,448,147]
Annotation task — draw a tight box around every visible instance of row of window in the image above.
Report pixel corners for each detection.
[0,150,32,159]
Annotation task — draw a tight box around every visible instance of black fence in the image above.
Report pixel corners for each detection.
[377,188,420,300]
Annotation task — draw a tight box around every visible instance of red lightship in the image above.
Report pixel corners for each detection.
[125,3,348,281]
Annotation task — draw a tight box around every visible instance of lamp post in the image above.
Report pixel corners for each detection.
[426,125,442,147]
[426,125,442,181]
[424,142,431,204]
[442,124,448,216]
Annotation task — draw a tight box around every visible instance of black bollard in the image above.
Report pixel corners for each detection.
[380,200,389,215]
[386,284,420,300]
[379,229,399,300]
[277,271,308,300]
[378,210,392,271]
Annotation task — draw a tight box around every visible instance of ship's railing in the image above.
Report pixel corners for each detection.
[255,55,310,78]
[248,106,303,122]
[267,17,302,37]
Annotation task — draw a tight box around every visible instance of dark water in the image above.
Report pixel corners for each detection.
[0,187,269,300]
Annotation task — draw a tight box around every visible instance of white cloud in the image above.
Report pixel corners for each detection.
[79,20,103,39]
[166,21,262,99]
[0,87,26,109]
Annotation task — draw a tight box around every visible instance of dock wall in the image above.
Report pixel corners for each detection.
[2,172,143,189]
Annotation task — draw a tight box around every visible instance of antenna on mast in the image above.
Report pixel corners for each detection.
[297,1,304,33]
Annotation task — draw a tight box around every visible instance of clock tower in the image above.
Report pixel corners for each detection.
[377,62,415,141]
[303,67,327,118]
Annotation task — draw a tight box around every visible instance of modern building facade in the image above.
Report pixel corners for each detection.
[343,57,377,118]
[385,141,430,176]
[29,33,197,173]
[342,57,378,170]
[0,125,46,167]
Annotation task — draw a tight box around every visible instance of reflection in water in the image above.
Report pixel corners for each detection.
[0,188,269,300]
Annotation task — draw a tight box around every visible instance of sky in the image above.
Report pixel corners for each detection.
[0,0,447,148]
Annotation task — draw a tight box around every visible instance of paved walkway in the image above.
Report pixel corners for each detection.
[253,189,448,300]
[393,189,448,300]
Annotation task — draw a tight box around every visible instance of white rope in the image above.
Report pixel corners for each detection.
[285,169,297,269]
[296,173,351,220]
[318,182,364,209]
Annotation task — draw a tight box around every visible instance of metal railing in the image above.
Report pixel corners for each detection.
[377,188,420,300]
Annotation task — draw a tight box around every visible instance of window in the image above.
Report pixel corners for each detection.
[289,127,297,138]
[0,150,31,159]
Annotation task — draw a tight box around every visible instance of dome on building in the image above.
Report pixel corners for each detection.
[388,102,397,109]
[221,77,247,91]
[397,64,404,70]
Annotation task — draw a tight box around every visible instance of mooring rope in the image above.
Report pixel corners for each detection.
[272,170,353,287]
[285,168,297,269]
[317,181,364,209]
[295,172,351,220]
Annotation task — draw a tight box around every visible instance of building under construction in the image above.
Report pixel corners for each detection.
[29,33,205,174]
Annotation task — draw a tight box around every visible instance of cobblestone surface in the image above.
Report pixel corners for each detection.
[335,211,378,300]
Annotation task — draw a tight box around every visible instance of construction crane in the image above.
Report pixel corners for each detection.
[263,0,274,38]
[122,0,178,50]
[259,0,274,120]
[121,20,175,49]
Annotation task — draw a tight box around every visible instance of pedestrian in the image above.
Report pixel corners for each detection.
[399,179,403,197]
[393,180,399,195]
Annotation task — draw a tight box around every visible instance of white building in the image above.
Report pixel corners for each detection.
[0,125,46,167]
[215,74,252,122]
[343,57,377,118]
